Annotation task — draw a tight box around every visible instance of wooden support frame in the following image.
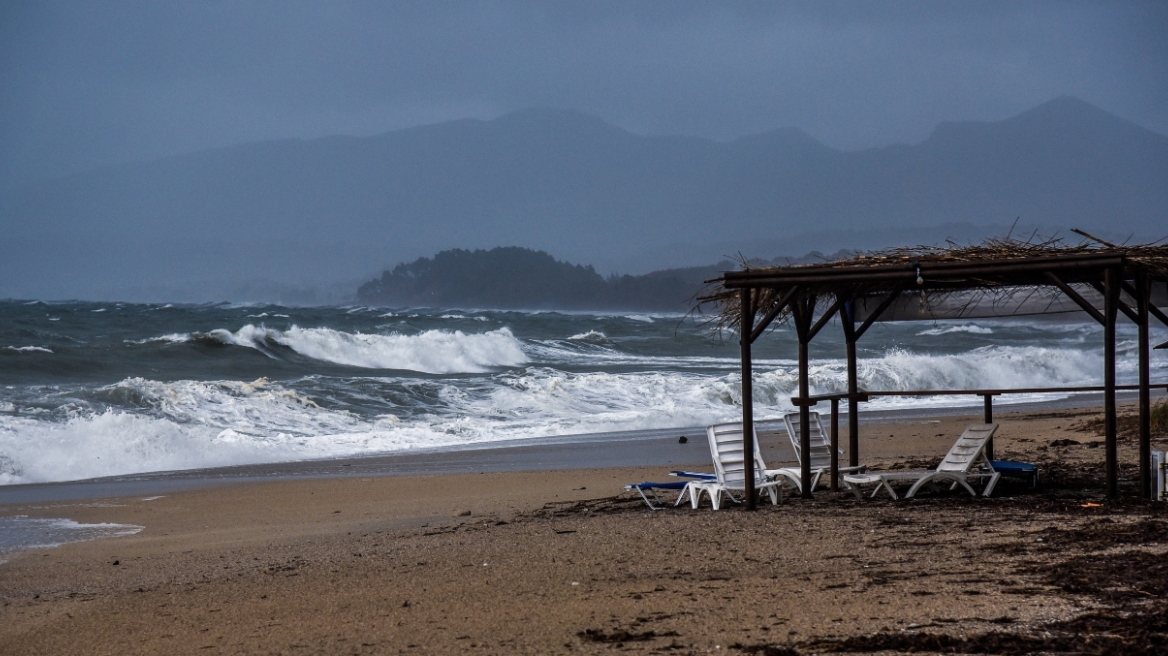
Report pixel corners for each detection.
[1045,272,1106,325]
[750,287,800,344]
[718,246,1168,502]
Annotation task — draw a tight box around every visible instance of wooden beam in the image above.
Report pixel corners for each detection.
[740,287,756,511]
[1089,281,1139,323]
[722,256,1128,288]
[1045,272,1106,325]
[1122,280,1168,329]
[1138,275,1152,499]
[807,297,843,342]
[722,253,1126,283]
[1104,268,1119,499]
[829,398,840,492]
[983,394,998,461]
[793,295,814,500]
[840,300,860,468]
[854,287,905,340]
[749,286,800,344]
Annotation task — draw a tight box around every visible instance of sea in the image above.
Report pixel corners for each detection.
[2,299,1166,487]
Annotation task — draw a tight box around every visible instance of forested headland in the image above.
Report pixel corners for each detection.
[356,247,849,311]
[356,247,727,310]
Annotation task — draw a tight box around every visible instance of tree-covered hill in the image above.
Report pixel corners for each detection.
[356,247,727,310]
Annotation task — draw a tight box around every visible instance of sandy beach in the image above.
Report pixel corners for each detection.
[2,403,1167,655]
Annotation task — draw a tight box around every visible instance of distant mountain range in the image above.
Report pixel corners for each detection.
[2,96,1165,302]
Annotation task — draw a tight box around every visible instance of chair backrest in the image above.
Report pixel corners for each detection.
[936,424,999,472]
[782,412,834,470]
[706,422,768,490]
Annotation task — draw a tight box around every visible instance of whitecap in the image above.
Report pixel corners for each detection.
[918,323,994,336]
[127,333,190,345]
[567,330,607,341]
[3,346,52,354]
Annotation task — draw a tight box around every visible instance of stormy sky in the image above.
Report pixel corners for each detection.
[2,1,1165,189]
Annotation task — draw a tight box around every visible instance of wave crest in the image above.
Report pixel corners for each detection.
[142,325,528,373]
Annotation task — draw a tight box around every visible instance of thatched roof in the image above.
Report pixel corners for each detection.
[701,235,1168,333]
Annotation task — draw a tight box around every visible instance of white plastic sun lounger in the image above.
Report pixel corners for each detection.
[766,412,867,493]
[842,423,1001,500]
[684,423,784,510]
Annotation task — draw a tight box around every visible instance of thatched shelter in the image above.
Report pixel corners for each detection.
[702,235,1168,505]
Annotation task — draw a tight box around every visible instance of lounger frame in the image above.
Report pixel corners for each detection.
[842,424,1001,500]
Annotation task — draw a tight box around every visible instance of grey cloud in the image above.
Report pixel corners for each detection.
[1,1,1165,187]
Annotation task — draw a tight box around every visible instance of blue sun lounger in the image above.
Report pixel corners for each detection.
[669,470,716,481]
[624,480,692,510]
[990,460,1039,488]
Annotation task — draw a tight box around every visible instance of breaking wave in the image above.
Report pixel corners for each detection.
[142,325,528,373]
[0,343,1130,485]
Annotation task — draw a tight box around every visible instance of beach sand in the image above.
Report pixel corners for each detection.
[2,404,1166,655]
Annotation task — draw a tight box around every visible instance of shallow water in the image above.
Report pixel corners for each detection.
[0,515,143,559]
[1,300,1164,485]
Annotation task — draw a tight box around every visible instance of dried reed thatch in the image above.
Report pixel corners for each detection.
[698,232,1168,335]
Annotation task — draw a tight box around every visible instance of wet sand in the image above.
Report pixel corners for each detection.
[2,404,1166,655]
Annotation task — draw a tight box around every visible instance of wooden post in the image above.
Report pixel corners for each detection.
[840,300,860,468]
[1138,274,1151,499]
[983,394,994,461]
[1104,268,1119,499]
[795,295,814,499]
[740,287,756,511]
[830,398,840,491]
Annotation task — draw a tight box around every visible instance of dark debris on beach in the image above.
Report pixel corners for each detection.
[542,464,1168,656]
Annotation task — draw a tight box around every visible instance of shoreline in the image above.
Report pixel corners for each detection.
[1,388,1160,506]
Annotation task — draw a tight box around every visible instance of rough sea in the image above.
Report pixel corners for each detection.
[2,299,1165,486]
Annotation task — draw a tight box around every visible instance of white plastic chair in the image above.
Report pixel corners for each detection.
[842,423,1000,500]
[685,423,783,510]
[767,412,867,493]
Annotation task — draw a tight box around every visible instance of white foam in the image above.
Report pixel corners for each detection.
[141,325,528,373]
[127,333,189,345]
[271,326,525,372]
[567,330,607,341]
[3,346,52,353]
[918,323,994,336]
[0,335,1157,485]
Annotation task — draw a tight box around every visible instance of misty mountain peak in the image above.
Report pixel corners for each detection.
[730,126,833,154]
[489,107,630,137]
